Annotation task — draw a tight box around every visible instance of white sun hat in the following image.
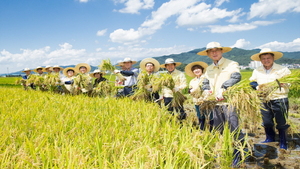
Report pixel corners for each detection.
[197,42,232,56]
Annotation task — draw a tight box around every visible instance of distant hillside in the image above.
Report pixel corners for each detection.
[148,47,300,66]
[135,47,300,71]
[2,48,300,76]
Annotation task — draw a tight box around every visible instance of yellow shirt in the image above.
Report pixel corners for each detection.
[204,57,240,97]
[162,69,187,97]
[189,76,205,104]
[249,63,291,100]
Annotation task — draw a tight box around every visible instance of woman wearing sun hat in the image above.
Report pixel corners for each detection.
[249,48,291,150]
[89,69,107,88]
[160,58,187,120]
[185,61,212,131]
[138,58,161,102]
[61,67,78,93]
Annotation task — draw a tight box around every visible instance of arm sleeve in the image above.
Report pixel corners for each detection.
[221,72,241,89]
[202,78,211,90]
[120,70,134,76]
[249,81,258,90]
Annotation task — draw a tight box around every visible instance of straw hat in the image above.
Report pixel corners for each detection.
[185,61,208,77]
[250,48,283,61]
[22,68,31,73]
[119,58,137,65]
[89,69,105,78]
[63,67,78,77]
[197,42,232,56]
[33,66,44,73]
[43,65,52,72]
[75,63,91,73]
[140,58,160,72]
[160,58,181,68]
[50,65,64,71]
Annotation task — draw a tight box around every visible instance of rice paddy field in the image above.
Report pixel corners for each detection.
[0,70,300,168]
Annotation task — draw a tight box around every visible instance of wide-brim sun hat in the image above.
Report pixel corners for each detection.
[185,61,208,77]
[160,58,182,68]
[43,65,52,72]
[33,66,44,73]
[22,68,31,73]
[119,58,137,65]
[50,65,64,71]
[140,58,160,72]
[197,42,232,56]
[63,67,78,77]
[250,48,283,61]
[75,63,91,73]
[89,69,105,78]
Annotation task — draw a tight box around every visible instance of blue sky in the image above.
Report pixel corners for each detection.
[1,0,300,74]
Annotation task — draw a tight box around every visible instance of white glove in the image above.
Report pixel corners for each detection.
[114,70,121,74]
[216,88,225,101]
[190,88,196,93]
[173,87,180,92]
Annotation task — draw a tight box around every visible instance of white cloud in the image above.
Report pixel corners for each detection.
[0,43,193,74]
[78,0,89,3]
[214,0,229,7]
[256,38,300,52]
[116,0,155,14]
[249,0,300,19]
[96,29,107,36]
[231,39,251,49]
[209,19,282,33]
[110,0,200,44]
[176,3,242,26]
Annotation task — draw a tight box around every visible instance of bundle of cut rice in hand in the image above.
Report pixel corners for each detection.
[131,71,152,101]
[257,70,300,101]
[73,73,92,94]
[91,81,115,97]
[43,73,61,92]
[151,73,186,107]
[223,79,263,132]
[99,59,126,82]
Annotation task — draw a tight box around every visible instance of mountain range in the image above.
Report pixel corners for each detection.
[3,47,300,76]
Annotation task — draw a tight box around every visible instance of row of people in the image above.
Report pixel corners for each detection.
[20,41,291,167]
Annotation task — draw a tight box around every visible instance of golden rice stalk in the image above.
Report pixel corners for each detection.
[99,59,126,82]
[190,86,202,99]
[224,79,263,132]
[44,73,61,86]
[73,74,90,89]
[172,91,187,108]
[131,71,152,101]
[99,59,115,72]
[131,88,151,101]
[92,81,115,97]
[257,70,300,101]
[150,73,174,92]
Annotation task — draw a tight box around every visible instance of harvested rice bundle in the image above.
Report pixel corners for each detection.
[257,70,300,101]
[198,92,218,111]
[224,79,264,132]
[131,71,152,101]
[190,86,202,99]
[151,73,186,107]
[224,79,262,121]
[73,74,90,89]
[92,81,115,97]
[99,59,126,82]
[43,73,61,92]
